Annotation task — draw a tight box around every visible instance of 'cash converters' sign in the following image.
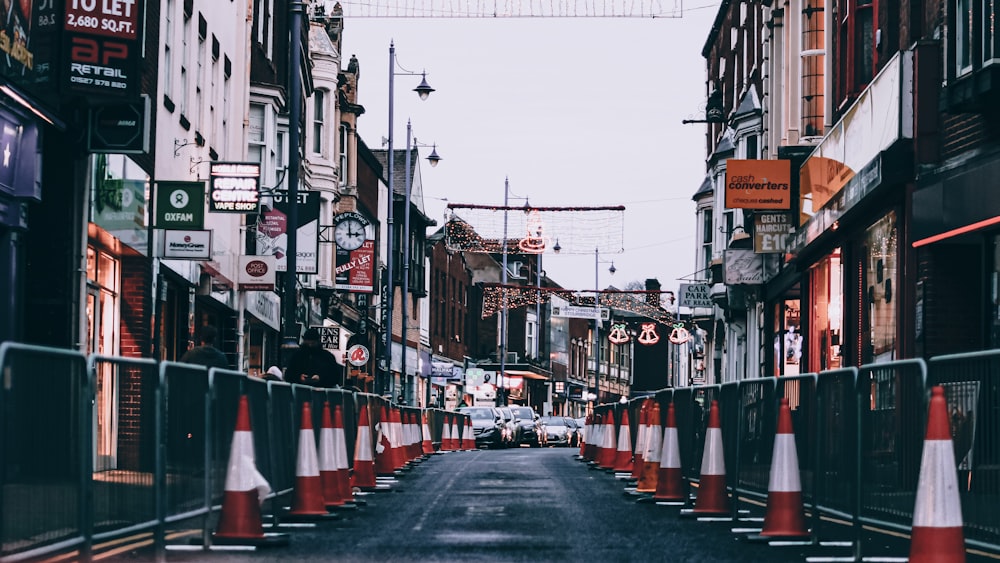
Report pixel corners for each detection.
[725,159,791,210]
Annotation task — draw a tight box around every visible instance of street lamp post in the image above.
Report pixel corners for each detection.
[282,1,308,353]
[381,42,434,398]
[498,178,510,407]
[399,120,441,407]
[592,248,615,407]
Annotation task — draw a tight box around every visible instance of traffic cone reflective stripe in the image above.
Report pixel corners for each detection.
[584,414,599,461]
[319,402,353,507]
[214,395,272,541]
[374,405,396,476]
[597,411,617,469]
[692,400,729,515]
[910,386,965,563]
[630,401,649,481]
[578,413,590,458]
[463,417,476,450]
[440,415,453,451]
[636,403,662,493]
[422,412,435,455]
[289,401,328,515]
[390,407,406,470]
[654,402,685,502]
[613,408,633,473]
[760,398,808,537]
[450,417,462,451]
[351,404,378,490]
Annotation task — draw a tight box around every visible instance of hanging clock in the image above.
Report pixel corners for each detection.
[333,212,369,251]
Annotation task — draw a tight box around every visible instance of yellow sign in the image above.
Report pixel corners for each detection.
[725,160,792,210]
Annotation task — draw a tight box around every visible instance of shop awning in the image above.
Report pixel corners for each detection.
[503,369,549,381]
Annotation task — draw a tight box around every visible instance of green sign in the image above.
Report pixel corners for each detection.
[155,181,204,229]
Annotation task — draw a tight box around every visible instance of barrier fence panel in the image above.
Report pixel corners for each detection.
[731,378,778,505]
[267,383,297,498]
[0,343,90,562]
[673,385,720,484]
[856,359,927,536]
[929,349,1000,551]
[87,356,160,542]
[159,362,211,523]
[813,368,858,521]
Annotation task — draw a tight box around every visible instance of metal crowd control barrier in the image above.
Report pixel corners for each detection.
[0,343,91,562]
[928,349,1000,552]
[775,374,820,535]
[727,377,778,520]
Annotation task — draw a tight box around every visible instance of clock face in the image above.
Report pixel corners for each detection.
[334,217,367,250]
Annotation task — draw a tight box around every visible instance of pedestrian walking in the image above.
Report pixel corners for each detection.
[286,328,342,388]
[180,325,229,369]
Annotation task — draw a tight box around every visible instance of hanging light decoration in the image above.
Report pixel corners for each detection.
[607,323,630,344]
[636,322,660,345]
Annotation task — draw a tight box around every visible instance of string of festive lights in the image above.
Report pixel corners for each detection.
[444,204,625,255]
[480,283,680,326]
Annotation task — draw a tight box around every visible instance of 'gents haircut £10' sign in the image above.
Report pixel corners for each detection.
[725,159,791,210]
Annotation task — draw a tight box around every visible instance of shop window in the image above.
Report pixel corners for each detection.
[775,299,802,376]
[863,212,898,363]
[808,248,843,371]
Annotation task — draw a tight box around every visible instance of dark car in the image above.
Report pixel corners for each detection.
[457,406,504,448]
[508,406,542,447]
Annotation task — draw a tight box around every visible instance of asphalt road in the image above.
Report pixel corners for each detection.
[105,446,929,562]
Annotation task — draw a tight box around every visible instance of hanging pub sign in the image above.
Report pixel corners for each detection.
[753,211,793,253]
[63,0,144,97]
[724,248,764,285]
[725,159,791,210]
[678,283,712,308]
[238,255,276,291]
[210,162,261,213]
[88,96,150,153]
[162,230,211,259]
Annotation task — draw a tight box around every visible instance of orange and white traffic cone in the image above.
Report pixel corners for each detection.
[577,413,591,460]
[407,411,422,461]
[214,395,287,545]
[653,401,686,504]
[635,402,663,495]
[462,417,476,450]
[584,413,599,462]
[319,402,355,510]
[422,412,435,455]
[910,386,965,563]
[389,407,407,471]
[630,401,650,481]
[440,414,454,451]
[613,407,634,474]
[596,410,617,470]
[350,403,378,491]
[287,401,334,519]
[450,416,462,451]
[749,398,809,537]
[688,400,729,516]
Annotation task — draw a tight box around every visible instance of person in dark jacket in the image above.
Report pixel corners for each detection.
[285,328,342,388]
[180,325,229,369]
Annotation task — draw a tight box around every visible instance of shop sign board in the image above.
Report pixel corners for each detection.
[63,0,144,97]
[725,159,791,210]
[163,229,211,259]
[314,326,340,350]
[210,162,260,214]
[254,190,319,274]
[155,181,204,229]
[551,305,609,320]
[246,290,281,331]
[238,255,275,291]
[335,239,376,292]
[88,96,150,153]
[678,283,712,308]
[753,212,793,253]
[723,249,764,285]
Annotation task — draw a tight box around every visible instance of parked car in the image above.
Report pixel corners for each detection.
[538,416,575,447]
[495,406,519,447]
[508,405,542,447]
[457,406,504,448]
[563,417,582,447]
[574,417,587,446]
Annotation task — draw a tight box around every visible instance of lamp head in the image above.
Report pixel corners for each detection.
[426,144,441,167]
[552,239,561,254]
[608,262,616,275]
[413,73,435,100]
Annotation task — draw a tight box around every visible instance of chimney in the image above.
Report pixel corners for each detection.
[644,278,661,307]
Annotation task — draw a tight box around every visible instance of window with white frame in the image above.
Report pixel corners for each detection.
[164,0,174,102]
[248,104,266,169]
[701,208,714,279]
[339,123,348,184]
[312,90,325,154]
[526,313,537,359]
[956,0,973,75]
[255,0,273,59]
[180,7,190,116]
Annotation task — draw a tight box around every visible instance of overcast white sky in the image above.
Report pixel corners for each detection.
[336,7,720,295]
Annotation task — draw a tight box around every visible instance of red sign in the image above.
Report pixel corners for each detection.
[335,239,375,292]
[66,0,140,40]
[64,0,143,97]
